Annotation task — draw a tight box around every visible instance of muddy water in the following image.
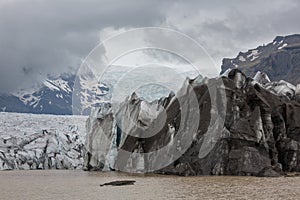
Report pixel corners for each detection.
[0,170,299,200]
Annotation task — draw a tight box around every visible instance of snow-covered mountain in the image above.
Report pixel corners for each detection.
[0,73,109,115]
[1,74,72,114]
[221,34,300,85]
[0,65,197,115]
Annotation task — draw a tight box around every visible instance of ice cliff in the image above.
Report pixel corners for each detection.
[84,69,300,177]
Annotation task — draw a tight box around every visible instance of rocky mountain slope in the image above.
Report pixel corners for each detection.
[221,34,300,85]
[84,69,300,177]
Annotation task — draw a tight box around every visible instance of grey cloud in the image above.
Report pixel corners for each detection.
[164,0,300,69]
[1,0,300,92]
[0,0,169,92]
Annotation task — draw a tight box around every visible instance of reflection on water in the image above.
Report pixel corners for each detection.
[0,170,300,200]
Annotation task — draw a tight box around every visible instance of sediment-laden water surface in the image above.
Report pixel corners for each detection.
[0,170,300,200]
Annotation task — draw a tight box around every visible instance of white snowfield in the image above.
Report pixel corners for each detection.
[0,112,87,170]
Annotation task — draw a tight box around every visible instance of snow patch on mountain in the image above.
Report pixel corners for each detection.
[44,78,72,93]
[278,43,288,50]
[238,56,246,62]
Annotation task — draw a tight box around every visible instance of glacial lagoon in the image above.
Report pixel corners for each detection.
[0,170,300,200]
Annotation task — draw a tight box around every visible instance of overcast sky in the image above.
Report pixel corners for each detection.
[1,0,300,92]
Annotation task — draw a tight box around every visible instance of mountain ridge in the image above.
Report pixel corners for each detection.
[0,73,109,115]
[0,65,194,115]
[221,34,300,85]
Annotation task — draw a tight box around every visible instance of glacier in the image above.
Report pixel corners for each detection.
[84,69,300,176]
[0,112,87,170]
[2,69,300,177]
